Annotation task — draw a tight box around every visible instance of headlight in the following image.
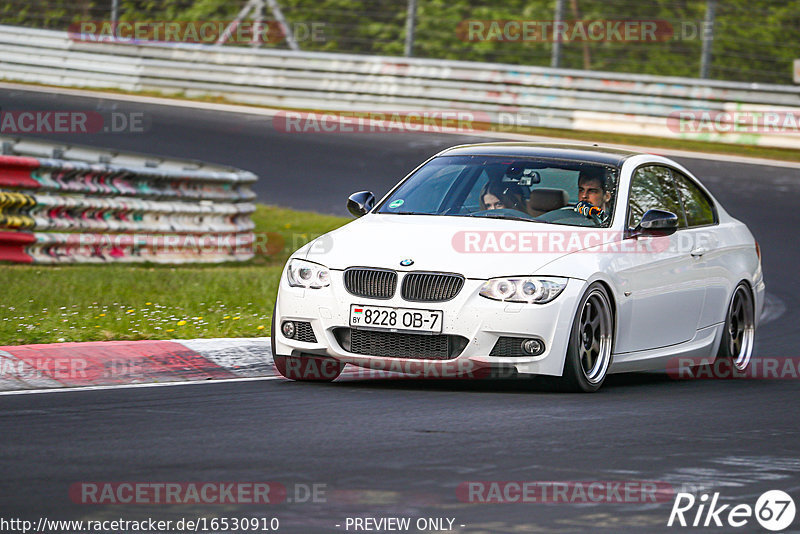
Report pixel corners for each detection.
[286,259,331,289]
[479,276,567,304]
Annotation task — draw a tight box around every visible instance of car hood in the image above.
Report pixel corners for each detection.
[301,214,599,279]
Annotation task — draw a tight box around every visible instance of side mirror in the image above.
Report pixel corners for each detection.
[347,191,375,218]
[632,209,678,237]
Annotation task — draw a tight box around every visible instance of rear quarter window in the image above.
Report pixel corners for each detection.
[673,171,716,227]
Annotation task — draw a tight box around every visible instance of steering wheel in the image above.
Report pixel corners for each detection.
[536,206,599,226]
[469,208,536,220]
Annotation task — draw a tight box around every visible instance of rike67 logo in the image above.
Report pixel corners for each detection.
[668,490,796,531]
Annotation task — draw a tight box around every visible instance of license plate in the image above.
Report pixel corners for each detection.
[349,305,443,334]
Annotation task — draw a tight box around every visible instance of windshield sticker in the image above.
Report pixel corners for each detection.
[388,199,405,208]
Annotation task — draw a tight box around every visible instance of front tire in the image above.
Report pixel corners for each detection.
[716,282,755,372]
[557,283,614,392]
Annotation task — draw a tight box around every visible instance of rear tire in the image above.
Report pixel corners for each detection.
[716,282,755,373]
[555,282,614,393]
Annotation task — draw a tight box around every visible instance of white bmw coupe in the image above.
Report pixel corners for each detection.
[272,143,764,391]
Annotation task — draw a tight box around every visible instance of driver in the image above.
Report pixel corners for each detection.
[574,168,612,223]
[480,181,527,212]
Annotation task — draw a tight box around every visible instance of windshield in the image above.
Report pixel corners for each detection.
[376,155,619,227]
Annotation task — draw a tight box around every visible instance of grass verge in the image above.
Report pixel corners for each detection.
[0,205,350,345]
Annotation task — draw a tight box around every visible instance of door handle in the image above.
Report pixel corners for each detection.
[690,247,708,257]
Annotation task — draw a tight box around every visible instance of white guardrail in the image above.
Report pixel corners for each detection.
[2,25,800,149]
[0,135,256,264]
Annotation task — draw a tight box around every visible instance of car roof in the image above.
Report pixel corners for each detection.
[437,142,640,166]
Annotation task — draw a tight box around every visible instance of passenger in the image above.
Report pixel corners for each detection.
[480,181,527,212]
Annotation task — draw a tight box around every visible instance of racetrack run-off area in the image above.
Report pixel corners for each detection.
[0,338,273,392]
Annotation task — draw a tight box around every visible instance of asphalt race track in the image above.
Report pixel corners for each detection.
[2,87,800,533]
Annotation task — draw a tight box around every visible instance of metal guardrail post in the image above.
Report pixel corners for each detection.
[551,0,565,68]
[700,0,717,79]
[404,0,417,58]
[111,0,119,27]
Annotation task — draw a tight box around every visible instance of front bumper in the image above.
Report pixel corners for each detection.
[274,269,585,377]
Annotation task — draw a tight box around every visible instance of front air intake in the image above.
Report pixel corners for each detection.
[401,272,465,302]
[343,267,397,299]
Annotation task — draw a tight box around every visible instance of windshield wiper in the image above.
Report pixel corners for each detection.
[464,213,539,223]
[383,211,434,216]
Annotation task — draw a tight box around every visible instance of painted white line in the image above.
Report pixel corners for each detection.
[3,81,799,169]
[0,374,285,396]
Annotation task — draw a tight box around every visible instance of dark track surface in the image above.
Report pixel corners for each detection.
[2,88,799,533]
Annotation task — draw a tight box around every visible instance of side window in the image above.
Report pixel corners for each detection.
[627,165,686,228]
[673,171,716,227]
